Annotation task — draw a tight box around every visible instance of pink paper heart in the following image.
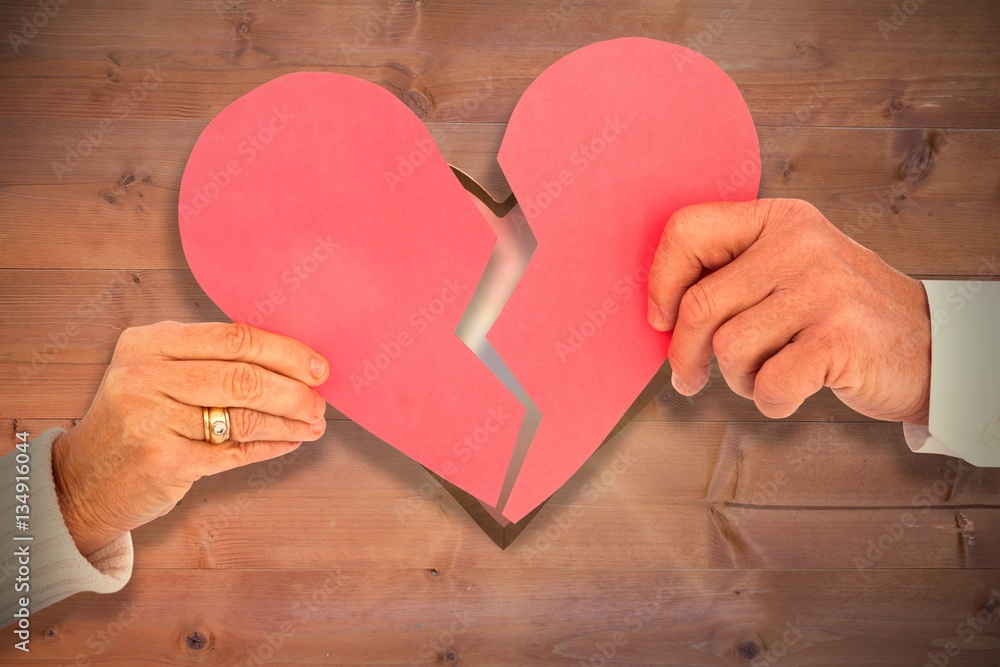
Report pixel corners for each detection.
[179,38,759,523]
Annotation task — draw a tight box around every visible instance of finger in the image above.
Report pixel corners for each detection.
[156,360,328,423]
[173,403,326,443]
[144,321,329,386]
[752,334,830,418]
[188,438,305,477]
[648,200,771,332]
[712,288,818,399]
[229,409,327,443]
[666,242,783,395]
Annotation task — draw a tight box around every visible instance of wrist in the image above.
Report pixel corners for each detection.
[905,276,932,425]
[51,429,120,557]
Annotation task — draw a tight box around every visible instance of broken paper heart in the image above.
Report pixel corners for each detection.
[178,37,760,523]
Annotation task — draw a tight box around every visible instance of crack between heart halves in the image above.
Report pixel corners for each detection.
[451,167,541,522]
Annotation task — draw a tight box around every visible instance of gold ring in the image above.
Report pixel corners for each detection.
[203,406,230,444]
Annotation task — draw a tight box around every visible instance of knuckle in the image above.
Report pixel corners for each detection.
[147,320,181,335]
[712,327,742,371]
[106,363,147,398]
[114,326,142,358]
[664,207,697,246]
[794,199,824,223]
[746,198,778,231]
[117,325,138,345]
[752,198,814,235]
[798,225,834,258]
[678,283,716,328]
[812,319,851,353]
[753,375,787,411]
[222,322,260,359]
[117,322,181,361]
[225,362,266,403]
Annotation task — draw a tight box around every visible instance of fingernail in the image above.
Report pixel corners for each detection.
[311,420,326,435]
[315,394,327,421]
[647,297,669,332]
[310,355,328,379]
[675,366,711,396]
[671,372,693,396]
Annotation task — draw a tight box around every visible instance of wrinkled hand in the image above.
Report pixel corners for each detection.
[52,322,330,556]
[647,198,931,424]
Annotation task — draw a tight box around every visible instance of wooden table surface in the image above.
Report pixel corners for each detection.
[2,1,1000,664]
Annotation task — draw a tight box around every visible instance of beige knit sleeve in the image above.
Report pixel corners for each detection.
[903,280,1000,466]
[1,427,133,629]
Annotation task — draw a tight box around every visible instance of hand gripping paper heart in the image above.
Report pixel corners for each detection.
[178,37,760,524]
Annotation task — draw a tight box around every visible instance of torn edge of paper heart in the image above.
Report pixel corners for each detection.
[451,168,541,526]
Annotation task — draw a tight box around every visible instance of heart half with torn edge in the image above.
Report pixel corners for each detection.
[177,37,760,531]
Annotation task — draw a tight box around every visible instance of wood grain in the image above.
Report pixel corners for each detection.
[0,270,877,422]
[2,0,999,663]
[2,123,998,272]
[1,1,998,128]
[1,569,998,665]
[5,419,998,571]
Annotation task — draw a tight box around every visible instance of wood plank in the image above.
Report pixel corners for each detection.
[10,419,995,508]
[1,568,997,665]
[0,335,871,425]
[1,1,998,128]
[7,420,996,570]
[2,124,997,273]
[4,264,995,421]
[127,423,1000,570]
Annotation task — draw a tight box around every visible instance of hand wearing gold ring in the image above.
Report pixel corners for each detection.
[50,322,330,557]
